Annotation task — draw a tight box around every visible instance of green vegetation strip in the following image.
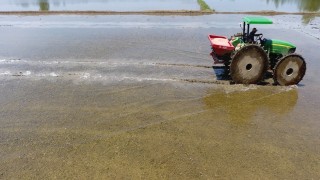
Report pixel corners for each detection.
[197,0,214,12]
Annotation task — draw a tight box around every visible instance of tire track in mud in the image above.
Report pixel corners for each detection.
[0,59,282,86]
[0,59,218,84]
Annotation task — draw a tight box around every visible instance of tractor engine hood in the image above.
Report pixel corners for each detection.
[269,39,296,49]
[264,39,296,55]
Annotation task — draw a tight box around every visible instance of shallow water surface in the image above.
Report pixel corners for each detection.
[0,14,319,179]
[0,80,319,179]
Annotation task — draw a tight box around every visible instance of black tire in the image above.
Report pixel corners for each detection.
[230,45,269,84]
[274,54,306,86]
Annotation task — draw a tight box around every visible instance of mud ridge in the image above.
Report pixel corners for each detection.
[0,10,213,16]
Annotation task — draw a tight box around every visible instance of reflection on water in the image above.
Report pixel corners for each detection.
[0,0,319,12]
[213,67,229,81]
[207,0,320,12]
[296,0,320,23]
[268,0,320,11]
[269,0,320,23]
[293,0,319,12]
[0,0,198,11]
[204,88,298,124]
[39,0,49,11]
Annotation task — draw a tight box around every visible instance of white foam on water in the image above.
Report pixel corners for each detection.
[0,71,11,76]
[0,59,28,64]
[282,85,298,91]
[80,72,91,79]
[38,73,46,77]
[49,72,59,77]
[0,21,227,29]
[0,59,161,69]
[122,76,177,82]
[93,74,103,80]
[223,84,258,94]
[24,71,31,76]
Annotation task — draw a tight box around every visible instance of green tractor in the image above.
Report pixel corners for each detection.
[208,16,306,85]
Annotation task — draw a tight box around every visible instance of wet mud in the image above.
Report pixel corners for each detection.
[0,80,319,179]
[0,14,320,179]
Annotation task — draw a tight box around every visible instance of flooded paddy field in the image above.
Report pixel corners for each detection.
[0,15,320,179]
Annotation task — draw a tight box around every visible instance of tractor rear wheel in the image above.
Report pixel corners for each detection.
[273,54,306,86]
[230,45,269,84]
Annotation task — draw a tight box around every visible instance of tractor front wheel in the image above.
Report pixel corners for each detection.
[273,54,306,86]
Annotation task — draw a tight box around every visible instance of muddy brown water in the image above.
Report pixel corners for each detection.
[0,15,319,179]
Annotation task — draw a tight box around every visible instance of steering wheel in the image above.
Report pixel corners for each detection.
[256,34,264,44]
